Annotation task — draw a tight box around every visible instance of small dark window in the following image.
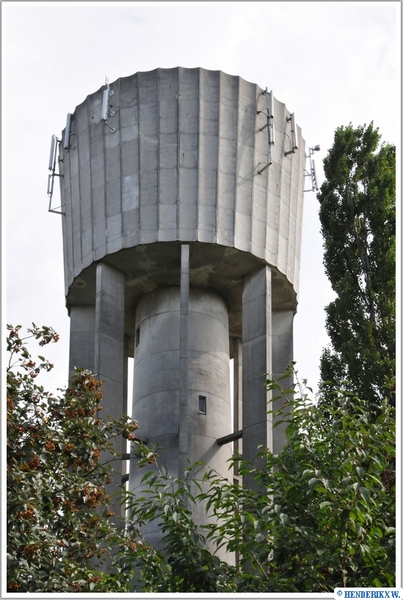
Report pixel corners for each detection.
[198,395,206,414]
[135,327,140,347]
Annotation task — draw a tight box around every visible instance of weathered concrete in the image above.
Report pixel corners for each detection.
[60,68,305,353]
[272,309,294,454]
[94,263,126,517]
[242,266,272,490]
[68,306,95,376]
[179,244,190,480]
[130,284,232,477]
[58,67,306,555]
[94,263,126,421]
[129,283,232,553]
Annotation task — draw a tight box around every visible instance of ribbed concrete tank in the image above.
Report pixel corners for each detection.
[57,67,306,549]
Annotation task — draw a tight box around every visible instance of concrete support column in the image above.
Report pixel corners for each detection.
[68,306,96,378]
[242,266,272,490]
[272,309,294,455]
[179,244,190,480]
[94,263,125,516]
[94,263,126,420]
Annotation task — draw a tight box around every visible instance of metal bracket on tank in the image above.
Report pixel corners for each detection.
[284,113,298,156]
[257,88,275,174]
[303,145,321,192]
[47,135,66,215]
[63,113,75,152]
[101,77,116,133]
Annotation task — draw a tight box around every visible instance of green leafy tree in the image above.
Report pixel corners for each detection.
[119,370,396,592]
[7,327,395,592]
[6,324,140,593]
[317,123,395,409]
[206,374,395,591]
[121,459,238,592]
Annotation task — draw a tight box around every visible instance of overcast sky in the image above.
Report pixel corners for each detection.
[3,1,400,400]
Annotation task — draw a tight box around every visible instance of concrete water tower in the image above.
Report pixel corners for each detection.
[51,67,306,532]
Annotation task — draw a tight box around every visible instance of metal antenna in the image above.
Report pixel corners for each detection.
[101,76,116,133]
[47,136,65,215]
[284,113,298,156]
[258,88,275,174]
[303,145,321,192]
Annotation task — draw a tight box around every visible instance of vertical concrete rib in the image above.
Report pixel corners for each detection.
[216,71,237,247]
[179,244,190,479]
[82,100,93,268]
[234,78,255,254]
[104,100,123,256]
[158,68,179,242]
[214,71,221,245]
[242,266,272,490]
[89,90,107,263]
[138,71,158,244]
[178,68,199,240]
[111,78,123,255]
[121,73,140,248]
[197,69,219,243]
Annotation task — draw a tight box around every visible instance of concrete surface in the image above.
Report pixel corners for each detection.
[58,67,306,554]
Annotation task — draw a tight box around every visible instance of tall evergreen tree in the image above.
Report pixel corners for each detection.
[317,123,395,409]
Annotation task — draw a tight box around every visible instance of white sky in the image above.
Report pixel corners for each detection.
[3,1,400,399]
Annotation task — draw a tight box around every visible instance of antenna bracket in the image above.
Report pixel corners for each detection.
[47,136,66,215]
[303,146,321,193]
[102,79,117,133]
[284,113,298,156]
[257,88,275,174]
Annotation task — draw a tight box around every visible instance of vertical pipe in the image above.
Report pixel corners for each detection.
[233,337,243,481]
[179,244,190,479]
[121,334,130,517]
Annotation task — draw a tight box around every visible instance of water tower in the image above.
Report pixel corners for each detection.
[50,67,307,537]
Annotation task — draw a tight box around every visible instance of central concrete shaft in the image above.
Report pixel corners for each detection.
[131,284,232,478]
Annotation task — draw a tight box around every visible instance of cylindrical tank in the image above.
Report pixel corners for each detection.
[60,67,305,323]
[132,286,231,475]
[57,67,306,551]
[131,285,232,550]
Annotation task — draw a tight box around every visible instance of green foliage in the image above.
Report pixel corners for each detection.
[7,326,395,592]
[6,324,139,593]
[120,461,237,592]
[119,369,396,592]
[317,123,395,409]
